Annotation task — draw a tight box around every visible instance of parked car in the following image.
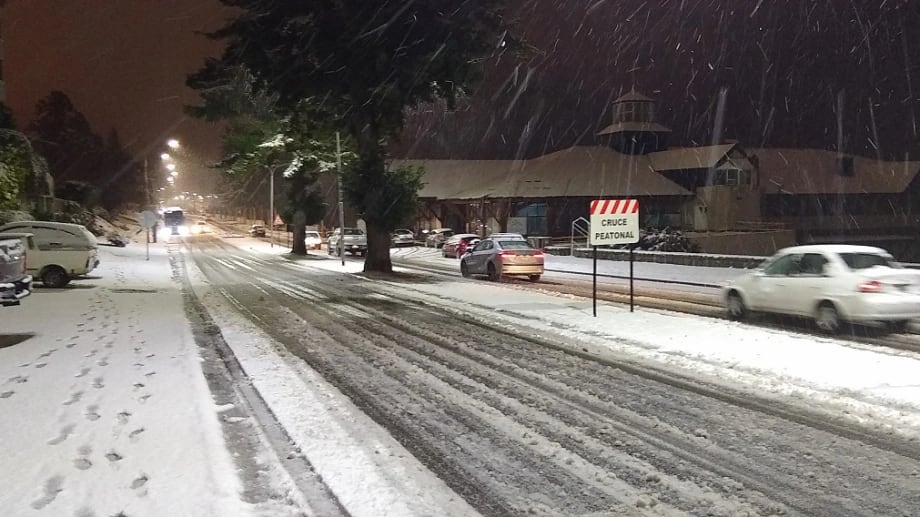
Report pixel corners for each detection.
[249,224,266,237]
[460,237,545,282]
[0,235,32,307]
[425,228,454,248]
[304,230,323,250]
[328,227,368,256]
[723,245,920,333]
[0,221,100,288]
[442,234,481,258]
[391,228,416,247]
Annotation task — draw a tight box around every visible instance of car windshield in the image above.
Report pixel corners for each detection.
[343,229,364,235]
[305,232,320,237]
[838,252,898,270]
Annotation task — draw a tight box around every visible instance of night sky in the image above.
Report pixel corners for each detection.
[4,0,230,192]
[6,0,920,190]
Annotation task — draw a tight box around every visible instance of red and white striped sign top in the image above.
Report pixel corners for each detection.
[590,199,639,216]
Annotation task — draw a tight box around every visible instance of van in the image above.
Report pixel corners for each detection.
[0,221,100,288]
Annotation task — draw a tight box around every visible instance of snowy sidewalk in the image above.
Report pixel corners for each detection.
[0,243,251,516]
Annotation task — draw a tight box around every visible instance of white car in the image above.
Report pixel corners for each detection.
[723,245,920,333]
[0,221,100,288]
[304,231,322,250]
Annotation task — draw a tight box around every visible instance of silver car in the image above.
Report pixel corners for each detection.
[391,228,415,247]
[460,237,545,282]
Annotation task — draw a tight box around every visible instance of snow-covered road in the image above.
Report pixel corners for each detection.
[184,234,920,516]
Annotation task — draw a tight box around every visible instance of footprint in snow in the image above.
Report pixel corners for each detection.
[34,362,48,369]
[38,348,57,358]
[131,474,148,492]
[74,368,91,378]
[30,475,64,510]
[66,343,77,349]
[138,394,152,404]
[19,363,31,368]
[73,458,92,471]
[116,411,131,425]
[128,428,145,442]
[83,350,97,358]
[85,405,100,421]
[132,383,144,391]
[0,391,14,399]
[144,371,156,377]
[47,424,75,445]
[106,451,124,462]
[63,391,84,406]
[92,378,104,389]
[7,375,27,384]
[96,358,109,367]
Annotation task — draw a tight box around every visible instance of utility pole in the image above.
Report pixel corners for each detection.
[269,166,275,248]
[337,132,345,266]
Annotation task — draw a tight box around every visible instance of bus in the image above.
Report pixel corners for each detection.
[162,207,185,235]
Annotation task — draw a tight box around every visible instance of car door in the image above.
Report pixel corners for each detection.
[466,240,492,274]
[755,253,802,313]
[785,253,832,316]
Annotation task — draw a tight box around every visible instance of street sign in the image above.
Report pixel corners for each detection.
[589,199,639,246]
[138,210,158,230]
[589,199,640,316]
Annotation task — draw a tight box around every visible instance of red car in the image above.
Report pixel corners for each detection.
[442,234,481,258]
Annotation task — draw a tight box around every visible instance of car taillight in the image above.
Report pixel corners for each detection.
[499,250,515,260]
[533,251,544,257]
[858,280,883,293]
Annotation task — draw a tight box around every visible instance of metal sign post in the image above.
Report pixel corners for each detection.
[629,245,635,312]
[592,245,598,317]
[336,132,345,267]
[588,199,640,317]
[137,210,158,261]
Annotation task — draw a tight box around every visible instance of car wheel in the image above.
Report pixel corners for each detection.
[487,263,501,282]
[41,266,70,288]
[528,274,541,282]
[442,248,448,258]
[726,291,747,321]
[886,320,910,334]
[815,301,841,334]
[460,260,471,278]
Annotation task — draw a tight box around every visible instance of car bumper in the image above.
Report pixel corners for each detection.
[0,275,33,306]
[501,265,544,275]
[845,295,920,322]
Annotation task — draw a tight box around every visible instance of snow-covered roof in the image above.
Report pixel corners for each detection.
[394,145,692,200]
[648,144,738,171]
[752,148,920,195]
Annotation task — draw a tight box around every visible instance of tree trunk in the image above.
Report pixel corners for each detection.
[363,219,392,273]
[291,223,307,255]
[352,115,394,274]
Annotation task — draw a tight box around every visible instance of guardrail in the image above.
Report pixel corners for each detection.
[544,268,722,289]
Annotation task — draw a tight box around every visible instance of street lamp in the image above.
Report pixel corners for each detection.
[160,153,170,161]
[166,163,176,171]
[167,139,180,149]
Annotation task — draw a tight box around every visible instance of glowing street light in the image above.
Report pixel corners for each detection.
[167,139,180,149]
[160,153,171,161]
[166,163,176,171]
[170,170,179,177]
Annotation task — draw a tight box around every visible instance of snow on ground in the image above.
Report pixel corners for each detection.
[0,243,285,516]
[185,250,481,517]
[222,236,920,439]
